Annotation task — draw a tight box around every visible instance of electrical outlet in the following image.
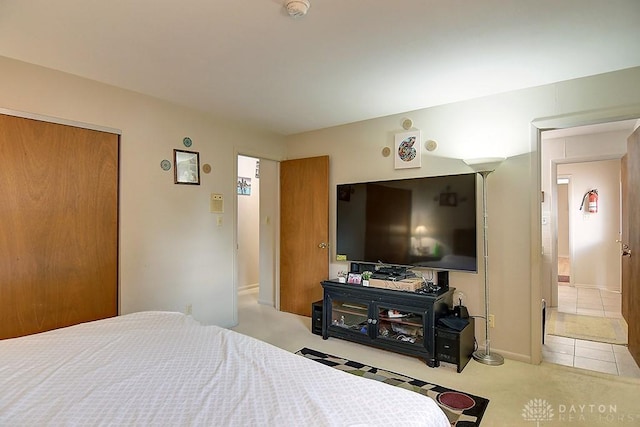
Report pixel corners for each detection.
[186,304,193,315]
[488,314,495,328]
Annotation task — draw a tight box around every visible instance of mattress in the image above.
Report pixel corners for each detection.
[0,311,449,426]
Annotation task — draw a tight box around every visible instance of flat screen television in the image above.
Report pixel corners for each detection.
[336,173,478,272]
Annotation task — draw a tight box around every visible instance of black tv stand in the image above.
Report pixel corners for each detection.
[321,280,454,367]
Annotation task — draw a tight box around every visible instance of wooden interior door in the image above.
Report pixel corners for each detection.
[280,156,329,317]
[622,126,640,365]
[0,114,119,339]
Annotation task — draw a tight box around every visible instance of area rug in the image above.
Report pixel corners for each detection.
[546,311,627,344]
[296,348,489,426]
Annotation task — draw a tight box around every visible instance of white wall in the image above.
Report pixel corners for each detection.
[237,155,260,290]
[286,67,640,362]
[558,160,621,291]
[0,56,287,327]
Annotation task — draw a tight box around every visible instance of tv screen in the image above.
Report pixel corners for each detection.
[336,173,477,272]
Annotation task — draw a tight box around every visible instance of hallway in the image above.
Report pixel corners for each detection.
[542,257,639,377]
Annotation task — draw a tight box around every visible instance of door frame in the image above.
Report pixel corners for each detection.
[531,103,640,364]
[0,108,121,135]
[233,149,282,325]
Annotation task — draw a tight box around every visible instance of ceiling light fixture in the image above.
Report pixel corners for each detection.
[284,0,310,18]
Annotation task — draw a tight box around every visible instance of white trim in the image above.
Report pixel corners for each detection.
[534,104,640,132]
[530,104,640,366]
[0,108,121,135]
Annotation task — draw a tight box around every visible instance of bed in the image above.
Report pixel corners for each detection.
[0,311,449,426]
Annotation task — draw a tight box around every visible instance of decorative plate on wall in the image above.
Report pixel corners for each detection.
[160,159,172,171]
[183,137,192,147]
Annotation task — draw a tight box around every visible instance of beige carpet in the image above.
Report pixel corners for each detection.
[546,311,628,344]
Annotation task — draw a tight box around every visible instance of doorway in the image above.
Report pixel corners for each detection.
[236,155,278,310]
[540,121,640,377]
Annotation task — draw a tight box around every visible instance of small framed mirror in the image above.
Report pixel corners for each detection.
[174,149,200,185]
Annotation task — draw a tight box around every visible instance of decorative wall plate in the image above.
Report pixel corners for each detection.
[183,137,192,147]
[160,159,171,171]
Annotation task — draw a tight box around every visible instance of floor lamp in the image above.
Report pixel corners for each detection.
[464,157,505,366]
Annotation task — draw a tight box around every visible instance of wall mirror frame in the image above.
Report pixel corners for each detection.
[174,149,200,185]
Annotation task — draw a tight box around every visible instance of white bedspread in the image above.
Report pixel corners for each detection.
[0,311,449,426]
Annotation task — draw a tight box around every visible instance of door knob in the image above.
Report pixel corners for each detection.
[318,242,328,249]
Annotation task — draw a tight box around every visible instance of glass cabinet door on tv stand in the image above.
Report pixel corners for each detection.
[376,303,426,348]
[328,297,371,337]
[322,281,453,367]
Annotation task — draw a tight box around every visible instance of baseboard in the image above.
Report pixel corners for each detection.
[486,347,532,364]
[238,283,259,293]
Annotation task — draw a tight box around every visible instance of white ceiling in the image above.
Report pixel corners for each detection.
[1,0,639,136]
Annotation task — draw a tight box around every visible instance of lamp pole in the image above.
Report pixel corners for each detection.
[472,169,504,366]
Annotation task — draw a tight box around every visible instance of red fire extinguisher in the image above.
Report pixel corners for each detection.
[580,189,598,213]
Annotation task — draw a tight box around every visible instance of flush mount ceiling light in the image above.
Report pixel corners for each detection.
[284,0,310,17]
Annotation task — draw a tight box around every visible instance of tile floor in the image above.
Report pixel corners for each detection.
[543,276,640,377]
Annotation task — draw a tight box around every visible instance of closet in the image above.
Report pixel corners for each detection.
[0,113,119,339]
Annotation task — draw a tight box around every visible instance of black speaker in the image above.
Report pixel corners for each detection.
[311,300,323,335]
[436,317,474,373]
[437,270,449,291]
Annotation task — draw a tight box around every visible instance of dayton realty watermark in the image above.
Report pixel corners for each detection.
[522,399,639,424]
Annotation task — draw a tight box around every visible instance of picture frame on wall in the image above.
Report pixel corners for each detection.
[237,177,251,195]
[394,130,421,169]
[174,149,200,185]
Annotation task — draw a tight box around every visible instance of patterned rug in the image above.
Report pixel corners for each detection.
[296,348,489,426]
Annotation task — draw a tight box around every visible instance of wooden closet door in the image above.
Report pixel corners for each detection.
[0,114,119,339]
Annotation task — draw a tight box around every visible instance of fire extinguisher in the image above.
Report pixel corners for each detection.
[580,189,598,213]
